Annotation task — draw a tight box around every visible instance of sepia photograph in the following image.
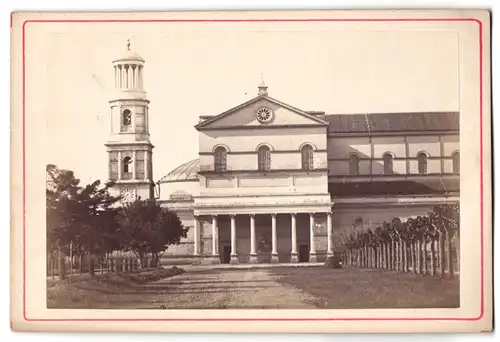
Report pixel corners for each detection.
[10,9,491,333]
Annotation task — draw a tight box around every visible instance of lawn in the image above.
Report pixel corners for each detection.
[270,267,459,309]
[47,267,185,309]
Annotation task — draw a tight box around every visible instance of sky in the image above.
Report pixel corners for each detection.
[36,21,460,185]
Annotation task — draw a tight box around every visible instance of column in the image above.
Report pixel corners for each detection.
[193,216,200,256]
[132,65,136,88]
[128,65,133,88]
[249,214,257,263]
[138,65,142,89]
[117,65,122,88]
[211,215,220,264]
[132,151,137,180]
[230,215,238,264]
[290,213,298,263]
[309,213,317,262]
[117,151,122,180]
[124,65,128,88]
[271,214,279,263]
[327,212,333,257]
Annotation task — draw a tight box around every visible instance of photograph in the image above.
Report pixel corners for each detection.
[10,9,492,333]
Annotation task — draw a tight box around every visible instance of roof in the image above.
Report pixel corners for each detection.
[158,158,200,183]
[325,112,459,134]
[195,94,329,129]
[329,178,459,197]
[113,49,145,63]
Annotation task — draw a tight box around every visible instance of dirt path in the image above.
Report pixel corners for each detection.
[146,268,319,309]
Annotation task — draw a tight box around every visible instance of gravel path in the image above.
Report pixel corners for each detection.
[147,268,319,309]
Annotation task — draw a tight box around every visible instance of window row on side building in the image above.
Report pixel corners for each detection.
[206,139,460,176]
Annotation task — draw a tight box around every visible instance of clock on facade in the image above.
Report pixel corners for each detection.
[255,107,274,123]
[120,188,136,203]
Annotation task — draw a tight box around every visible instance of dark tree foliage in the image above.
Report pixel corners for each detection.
[46,164,189,274]
[340,203,459,277]
[116,199,189,266]
[46,164,122,258]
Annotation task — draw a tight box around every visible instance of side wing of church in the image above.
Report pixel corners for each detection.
[105,44,460,265]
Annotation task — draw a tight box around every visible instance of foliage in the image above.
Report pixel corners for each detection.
[47,164,188,273]
[46,164,122,257]
[341,203,460,277]
[116,199,189,263]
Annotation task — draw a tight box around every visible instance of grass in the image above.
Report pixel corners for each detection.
[47,267,185,309]
[270,267,460,309]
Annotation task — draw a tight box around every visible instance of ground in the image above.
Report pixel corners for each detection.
[47,266,459,309]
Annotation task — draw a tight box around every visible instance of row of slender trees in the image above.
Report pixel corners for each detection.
[340,204,460,278]
[46,164,188,279]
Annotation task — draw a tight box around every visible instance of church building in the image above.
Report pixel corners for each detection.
[106,44,460,265]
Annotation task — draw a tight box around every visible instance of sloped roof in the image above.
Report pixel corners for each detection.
[195,94,328,129]
[325,112,459,133]
[158,158,200,183]
[329,178,459,197]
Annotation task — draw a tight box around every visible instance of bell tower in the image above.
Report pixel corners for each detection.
[105,40,154,202]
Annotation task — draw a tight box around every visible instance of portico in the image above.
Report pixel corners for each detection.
[192,209,334,265]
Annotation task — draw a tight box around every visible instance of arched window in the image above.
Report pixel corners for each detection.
[417,152,428,174]
[123,156,131,173]
[258,145,271,171]
[122,156,132,180]
[452,151,460,173]
[122,109,131,126]
[383,153,394,175]
[214,146,227,172]
[349,154,359,175]
[301,144,314,171]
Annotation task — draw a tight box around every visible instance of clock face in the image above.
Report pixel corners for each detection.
[255,107,274,123]
[120,188,136,203]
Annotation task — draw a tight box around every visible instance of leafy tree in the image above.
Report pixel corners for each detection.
[404,217,419,274]
[429,204,460,278]
[46,164,121,277]
[117,199,188,267]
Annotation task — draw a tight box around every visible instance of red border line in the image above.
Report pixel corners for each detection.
[22,17,484,322]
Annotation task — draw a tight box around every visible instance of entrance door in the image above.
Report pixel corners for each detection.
[222,246,231,264]
[299,245,309,263]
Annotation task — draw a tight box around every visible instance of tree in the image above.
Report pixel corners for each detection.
[404,217,419,274]
[46,164,121,277]
[429,204,460,278]
[374,226,384,268]
[117,199,188,267]
[391,218,404,272]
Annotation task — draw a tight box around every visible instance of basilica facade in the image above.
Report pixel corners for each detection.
[106,44,460,265]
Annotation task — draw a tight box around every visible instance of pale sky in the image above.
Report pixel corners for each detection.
[37,22,459,185]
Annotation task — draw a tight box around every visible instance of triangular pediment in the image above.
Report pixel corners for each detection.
[195,95,328,130]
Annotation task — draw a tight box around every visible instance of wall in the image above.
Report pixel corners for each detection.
[159,180,200,201]
[199,127,327,170]
[198,125,329,196]
[197,172,329,197]
[327,134,460,176]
